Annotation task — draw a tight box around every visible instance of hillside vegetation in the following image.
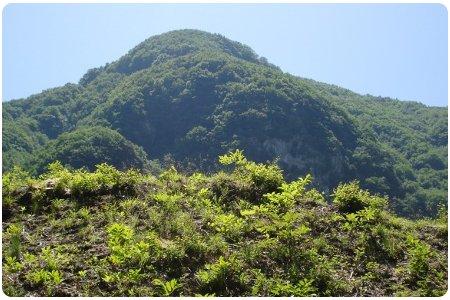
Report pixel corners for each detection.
[2,29,447,218]
[2,151,447,296]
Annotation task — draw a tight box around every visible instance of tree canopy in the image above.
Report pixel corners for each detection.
[2,29,447,218]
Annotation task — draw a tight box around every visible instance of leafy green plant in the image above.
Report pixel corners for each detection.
[106,223,157,267]
[40,161,73,194]
[4,256,24,273]
[127,269,144,283]
[159,166,184,192]
[119,198,146,212]
[70,170,101,196]
[333,181,387,213]
[51,198,68,213]
[22,252,38,267]
[279,224,311,241]
[268,278,317,296]
[152,278,183,296]
[78,270,87,278]
[209,214,245,241]
[40,246,71,271]
[78,207,91,220]
[94,163,121,188]
[5,223,22,259]
[107,223,134,247]
[3,166,33,194]
[264,175,313,209]
[197,256,245,295]
[101,272,120,284]
[153,192,183,211]
[219,150,283,196]
[406,235,431,279]
[26,268,63,294]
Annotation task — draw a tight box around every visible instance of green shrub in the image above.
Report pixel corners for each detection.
[332,181,387,213]
[219,150,284,196]
[107,223,134,247]
[22,252,38,267]
[153,192,183,211]
[38,162,142,198]
[4,256,24,273]
[5,224,22,259]
[158,166,184,192]
[40,246,71,271]
[197,256,245,295]
[209,214,246,241]
[78,207,91,220]
[3,166,33,194]
[106,223,160,267]
[26,268,63,295]
[209,172,254,205]
[406,235,431,279]
[2,166,34,211]
[94,163,121,187]
[152,278,183,296]
[27,269,63,286]
[40,161,73,194]
[264,175,313,209]
[5,224,23,260]
[115,168,143,194]
[267,278,317,296]
[187,173,209,194]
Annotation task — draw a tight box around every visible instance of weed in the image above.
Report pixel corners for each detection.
[78,207,91,220]
[26,268,63,295]
[5,223,22,259]
[209,214,245,241]
[152,278,183,296]
[4,256,24,273]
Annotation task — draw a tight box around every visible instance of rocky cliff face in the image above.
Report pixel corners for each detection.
[263,137,348,191]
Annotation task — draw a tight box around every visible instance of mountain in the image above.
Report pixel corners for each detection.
[2,29,448,297]
[2,29,447,218]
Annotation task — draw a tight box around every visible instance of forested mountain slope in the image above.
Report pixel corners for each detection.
[2,29,447,218]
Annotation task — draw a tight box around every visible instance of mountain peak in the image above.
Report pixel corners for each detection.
[106,29,262,75]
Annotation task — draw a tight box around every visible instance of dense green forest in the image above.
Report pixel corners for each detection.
[2,30,447,219]
[3,30,447,220]
[2,152,447,296]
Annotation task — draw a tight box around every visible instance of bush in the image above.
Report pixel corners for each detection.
[3,166,33,195]
[2,166,34,212]
[5,224,22,259]
[268,278,317,296]
[4,256,23,273]
[37,162,143,200]
[197,256,246,295]
[152,278,182,296]
[219,150,284,197]
[332,181,387,213]
[209,214,246,241]
[406,235,431,279]
[264,175,314,209]
[209,172,254,205]
[106,223,160,267]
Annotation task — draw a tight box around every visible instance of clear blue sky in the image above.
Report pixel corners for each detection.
[3,3,448,106]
